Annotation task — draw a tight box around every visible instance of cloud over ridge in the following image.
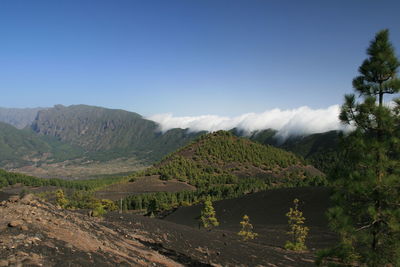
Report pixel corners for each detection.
[147,105,343,139]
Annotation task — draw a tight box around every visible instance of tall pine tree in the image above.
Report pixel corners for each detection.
[327,29,400,266]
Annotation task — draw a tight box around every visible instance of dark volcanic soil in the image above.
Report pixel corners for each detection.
[103,187,337,266]
[165,187,331,227]
[105,212,318,266]
[95,176,196,201]
[163,187,337,250]
[0,187,337,266]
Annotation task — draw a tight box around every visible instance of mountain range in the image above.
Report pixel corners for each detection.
[0,104,339,178]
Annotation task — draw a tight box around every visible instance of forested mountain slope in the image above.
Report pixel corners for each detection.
[145,130,325,187]
[0,122,84,168]
[247,129,340,173]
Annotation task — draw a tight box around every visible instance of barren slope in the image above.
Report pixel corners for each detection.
[0,195,183,266]
[0,192,330,266]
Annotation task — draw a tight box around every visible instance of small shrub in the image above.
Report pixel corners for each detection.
[92,203,106,217]
[55,189,68,208]
[238,215,258,241]
[101,199,117,211]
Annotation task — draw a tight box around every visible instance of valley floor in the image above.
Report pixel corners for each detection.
[8,157,148,180]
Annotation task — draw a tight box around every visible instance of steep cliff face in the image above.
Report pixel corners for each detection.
[31,105,152,150]
[31,105,201,162]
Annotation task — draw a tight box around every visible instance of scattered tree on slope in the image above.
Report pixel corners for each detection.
[55,189,68,208]
[200,196,219,230]
[285,198,309,251]
[238,215,258,241]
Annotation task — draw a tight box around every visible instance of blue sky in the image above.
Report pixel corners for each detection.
[0,0,399,116]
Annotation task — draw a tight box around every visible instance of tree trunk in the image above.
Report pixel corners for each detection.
[378,82,383,107]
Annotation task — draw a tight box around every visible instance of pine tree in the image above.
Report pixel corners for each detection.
[327,29,400,266]
[285,198,309,251]
[200,196,219,230]
[238,215,258,241]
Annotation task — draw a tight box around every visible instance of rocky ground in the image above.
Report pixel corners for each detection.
[0,194,182,266]
[105,212,319,267]
[0,190,334,266]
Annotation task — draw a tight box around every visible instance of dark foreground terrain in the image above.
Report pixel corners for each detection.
[0,187,336,266]
[164,187,336,249]
[0,194,182,266]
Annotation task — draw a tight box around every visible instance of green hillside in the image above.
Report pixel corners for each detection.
[121,131,326,213]
[31,104,201,163]
[0,168,124,191]
[247,128,278,145]
[146,130,325,187]
[247,129,340,173]
[0,122,84,168]
[280,131,340,173]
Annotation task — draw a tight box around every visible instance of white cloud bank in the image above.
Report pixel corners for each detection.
[147,105,346,140]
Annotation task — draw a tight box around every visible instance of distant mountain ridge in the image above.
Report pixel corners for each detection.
[0,107,46,129]
[30,104,202,163]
